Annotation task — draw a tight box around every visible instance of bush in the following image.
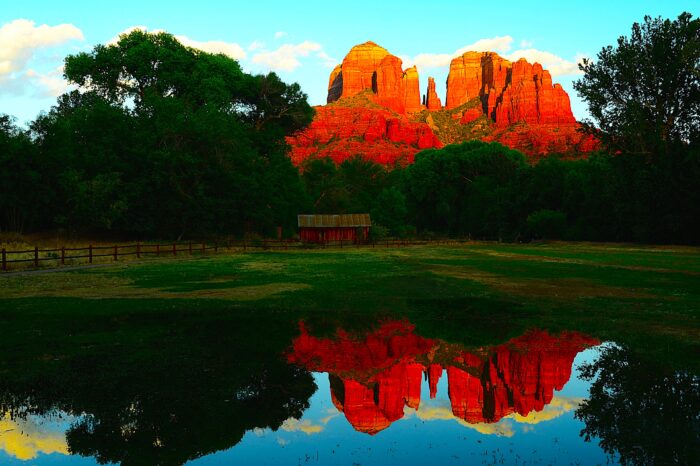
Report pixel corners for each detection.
[369,224,389,242]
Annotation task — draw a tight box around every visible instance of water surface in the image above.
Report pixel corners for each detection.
[1,318,697,465]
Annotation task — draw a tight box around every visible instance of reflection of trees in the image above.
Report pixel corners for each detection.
[0,313,316,465]
[575,345,700,466]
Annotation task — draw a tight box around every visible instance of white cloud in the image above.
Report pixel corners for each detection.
[274,31,288,39]
[316,51,338,68]
[408,36,514,70]
[109,26,246,59]
[506,48,582,76]
[251,41,322,72]
[25,66,72,97]
[0,19,83,75]
[248,40,265,51]
[405,35,582,77]
[177,36,246,59]
[0,19,83,97]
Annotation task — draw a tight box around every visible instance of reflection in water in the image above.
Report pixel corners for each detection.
[0,411,72,460]
[287,320,599,434]
[576,344,700,466]
[0,315,317,465]
[0,314,697,465]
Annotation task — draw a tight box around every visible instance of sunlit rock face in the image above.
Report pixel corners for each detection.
[286,105,442,166]
[328,41,390,102]
[425,77,442,111]
[288,41,598,165]
[287,321,599,434]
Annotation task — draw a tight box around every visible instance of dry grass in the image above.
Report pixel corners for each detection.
[427,263,660,300]
[0,269,309,301]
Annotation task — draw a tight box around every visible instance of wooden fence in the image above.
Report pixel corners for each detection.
[0,238,470,272]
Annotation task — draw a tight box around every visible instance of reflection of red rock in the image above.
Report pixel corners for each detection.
[287,42,599,165]
[287,321,598,434]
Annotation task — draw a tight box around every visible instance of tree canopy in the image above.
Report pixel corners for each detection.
[12,30,315,238]
[575,12,700,157]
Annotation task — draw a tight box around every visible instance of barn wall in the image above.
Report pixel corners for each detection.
[300,227,367,243]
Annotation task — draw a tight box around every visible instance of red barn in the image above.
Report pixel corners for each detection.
[298,214,371,244]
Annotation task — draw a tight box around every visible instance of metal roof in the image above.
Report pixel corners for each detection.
[298,214,371,228]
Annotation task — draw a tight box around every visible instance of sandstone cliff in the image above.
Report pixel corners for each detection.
[287,41,597,166]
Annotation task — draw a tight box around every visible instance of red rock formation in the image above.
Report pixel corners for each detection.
[287,321,599,434]
[425,77,442,110]
[286,105,442,166]
[445,51,487,109]
[327,42,421,115]
[287,41,597,165]
[403,66,421,114]
[328,41,390,102]
[460,107,483,124]
[493,59,576,127]
[484,124,598,161]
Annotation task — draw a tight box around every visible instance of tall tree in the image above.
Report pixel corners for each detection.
[50,29,313,237]
[575,12,700,157]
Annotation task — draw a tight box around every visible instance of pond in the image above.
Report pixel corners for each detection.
[0,317,698,465]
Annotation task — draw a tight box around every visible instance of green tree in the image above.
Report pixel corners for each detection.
[574,12,700,157]
[0,115,52,233]
[46,29,313,238]
[526,209,567,240]
[403,141,527,237]
[372,187,408,235]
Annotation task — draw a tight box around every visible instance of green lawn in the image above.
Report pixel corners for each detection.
[1,242,699,370]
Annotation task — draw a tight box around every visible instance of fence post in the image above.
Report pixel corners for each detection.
[114,245,118,261]
[1,248,6,271]
[173,243,177,256]
[136,243,141,259]
[34,246,39,268]
[156,244,160,257]
[61,247,65,266]
[202,242,205,254]
[189,241,192,255]
[243,240,247,251]
[214,242,218,253]
[89,245,93,264]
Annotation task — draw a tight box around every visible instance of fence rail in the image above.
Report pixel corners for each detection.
[0,238,472,272]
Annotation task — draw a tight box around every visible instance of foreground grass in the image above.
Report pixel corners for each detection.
[1,242,699,370]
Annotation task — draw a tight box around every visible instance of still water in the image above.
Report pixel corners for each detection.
[0,319,697,465]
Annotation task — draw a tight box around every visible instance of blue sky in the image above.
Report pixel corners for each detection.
[1,0,695,124]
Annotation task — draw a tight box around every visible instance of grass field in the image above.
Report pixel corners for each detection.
[2,242,699,371]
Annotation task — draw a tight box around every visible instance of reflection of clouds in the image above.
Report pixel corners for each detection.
[279,410,340,437]
[508,396,583,425]
[408,394,583,437]
[411,404,514,437]
[0,412,69,460]
[281,418,323,435]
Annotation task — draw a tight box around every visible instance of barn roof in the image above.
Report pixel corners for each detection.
[298,214,371,228]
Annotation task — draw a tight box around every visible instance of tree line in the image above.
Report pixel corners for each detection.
[1,13,698,243]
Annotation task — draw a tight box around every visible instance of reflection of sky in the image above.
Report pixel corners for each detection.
[0,412,99,465]
[0,348,610,465]
[190,347,610,466]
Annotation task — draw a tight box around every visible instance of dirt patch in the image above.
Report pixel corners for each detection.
[0,272,309,301]
[428,264,659,300]
[240,261,286,272]
[469,249,700,275]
